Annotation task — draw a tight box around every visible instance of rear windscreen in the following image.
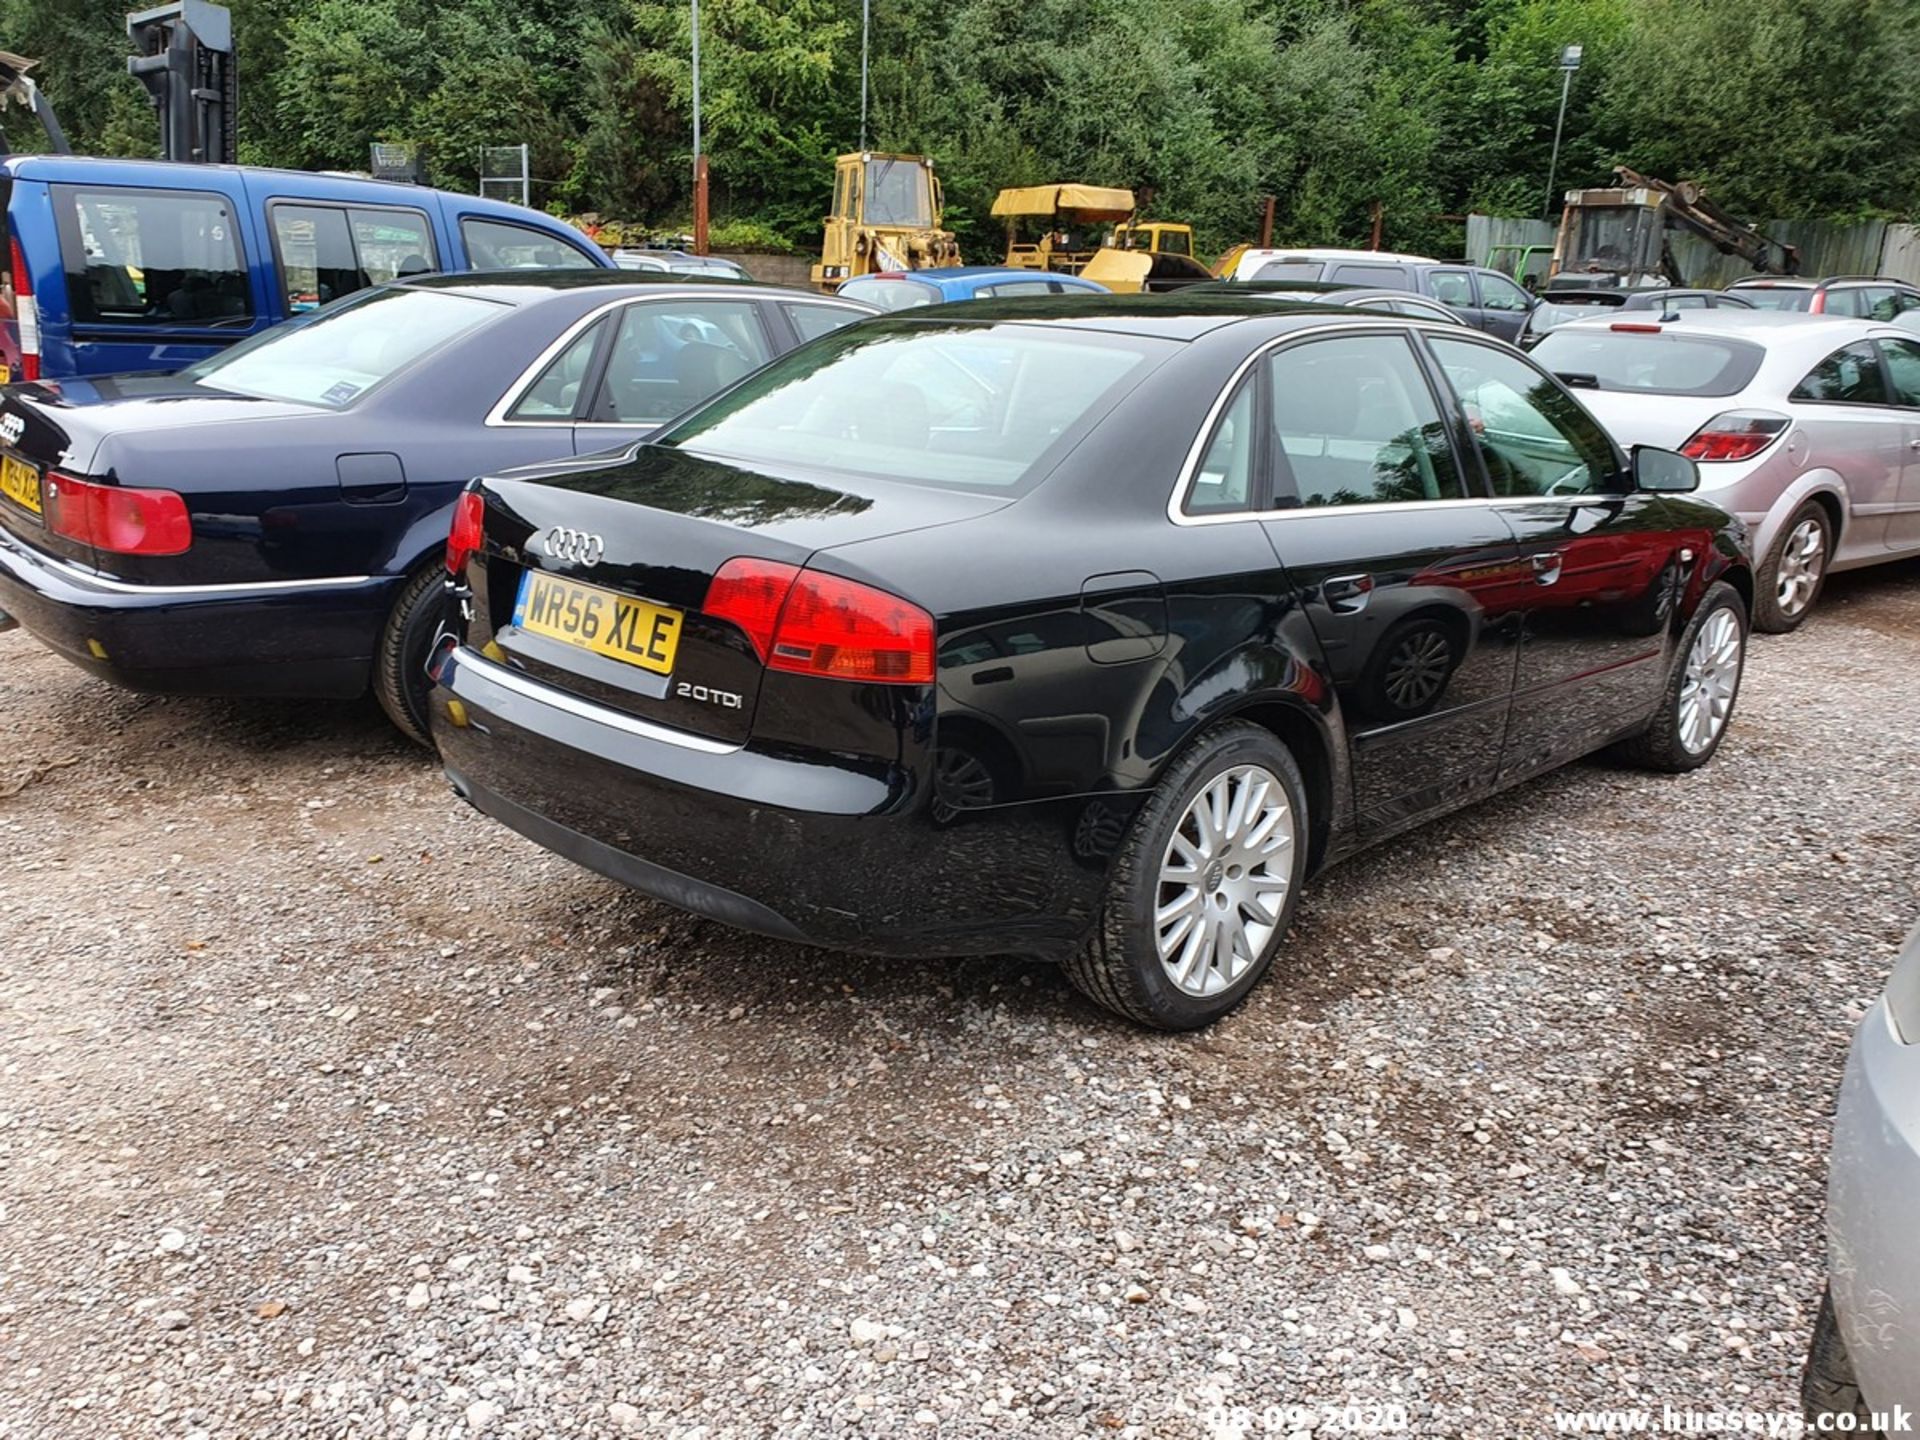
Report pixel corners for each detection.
[1729,287,1810,312]
[1530,330,1765,397]
[657,322,1170,493]
[1250,260,1327,283]
[839,277,940,312]
[1529,299,1622,334]
[181,286,503,408]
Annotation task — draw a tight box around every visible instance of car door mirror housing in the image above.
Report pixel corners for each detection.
[1632,445,1699,494]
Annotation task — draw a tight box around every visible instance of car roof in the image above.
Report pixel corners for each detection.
[1727,275,1915,290]
[878,291,1459,341]
[857,266,1100,285]
[392,269,870,307]
[1237,247,1441,265]
[0,152,607,257]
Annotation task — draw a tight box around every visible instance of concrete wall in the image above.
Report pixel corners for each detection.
[714,251,815,290]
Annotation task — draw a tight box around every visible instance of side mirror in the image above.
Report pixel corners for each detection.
[1632,444,1699,494]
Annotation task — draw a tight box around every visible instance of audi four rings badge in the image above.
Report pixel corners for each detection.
[542,526,605,566]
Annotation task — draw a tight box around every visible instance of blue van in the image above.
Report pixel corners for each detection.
[0,154,612,381]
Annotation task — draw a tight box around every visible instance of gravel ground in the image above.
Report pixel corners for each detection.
[0,559,1916,1440]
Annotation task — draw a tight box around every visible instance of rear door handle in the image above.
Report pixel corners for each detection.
[1531,551,1564,585]
[1322,573,1375,613]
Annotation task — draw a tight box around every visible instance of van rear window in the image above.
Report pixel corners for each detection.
[58,186,252,327]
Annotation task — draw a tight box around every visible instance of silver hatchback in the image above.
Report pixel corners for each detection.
[1532,312,1920,631]
[1805,923,1920,1430]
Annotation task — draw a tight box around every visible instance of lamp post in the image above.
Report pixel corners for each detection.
[859,0,870,151]
[1545,43,1582,220]
[691,0,708,254]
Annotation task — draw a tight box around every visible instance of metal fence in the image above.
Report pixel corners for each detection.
[478,144,530,208]
[1466,214,1920,287]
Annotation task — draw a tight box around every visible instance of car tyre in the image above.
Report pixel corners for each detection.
[1802,1287,1882,1436]
[1062,722,1308,1030]
[1754,499,1831,633]
[1612,580,1746,773]
[373,563,450,747]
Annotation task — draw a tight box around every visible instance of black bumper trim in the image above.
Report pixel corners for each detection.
[445,765,809,945]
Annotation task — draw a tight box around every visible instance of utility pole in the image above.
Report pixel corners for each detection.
[1545,43,1582,220]
[690,0,707,254]
[859,0,870,151]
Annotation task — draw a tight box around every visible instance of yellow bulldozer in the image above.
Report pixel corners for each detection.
[811,152,962,290]
[990,184,1212,292]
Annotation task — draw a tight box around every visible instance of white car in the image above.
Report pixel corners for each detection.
[1532,311,1920,631]
[1225,246,1439,283]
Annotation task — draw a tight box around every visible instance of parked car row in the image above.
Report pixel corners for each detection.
[1,160,1913,1433]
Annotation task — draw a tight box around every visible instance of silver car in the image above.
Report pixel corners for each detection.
[1805,923,1920,1431]
[1532,312,1920,631]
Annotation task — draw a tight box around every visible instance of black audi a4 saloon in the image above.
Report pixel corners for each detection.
[428,296,1752,1029]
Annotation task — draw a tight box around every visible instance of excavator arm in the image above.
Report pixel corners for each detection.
[0,51,71,155]
[1614,166,1798,279]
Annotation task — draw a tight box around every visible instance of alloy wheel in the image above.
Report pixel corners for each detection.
[1153,765,1296,998]
[1678,608,1742,754]
[1775,516,1826,617]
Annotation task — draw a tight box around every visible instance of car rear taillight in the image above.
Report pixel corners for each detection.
[446,489,484,578]
[705,557,934,684]
[8,231,38,383]
[1679,410,1791,463]
[45,472,192,555]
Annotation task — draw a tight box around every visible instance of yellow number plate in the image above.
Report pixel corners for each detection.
[512,570,682,676]
[0,455,42,516]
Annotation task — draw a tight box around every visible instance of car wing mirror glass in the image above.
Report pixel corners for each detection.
[1632,444,1699,494]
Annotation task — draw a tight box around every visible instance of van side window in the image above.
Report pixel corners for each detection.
[60,187,251,327]
[271,205,438,313]
[462,218,598,270]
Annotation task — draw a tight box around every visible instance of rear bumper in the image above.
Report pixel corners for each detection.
[0,525,392,699]
[429,644,1136,959]
[1826,999,1920,1414]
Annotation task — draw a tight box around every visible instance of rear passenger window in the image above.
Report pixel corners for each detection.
[60,186,251,326]
[1792,342,1887,404]
[270,204,437,314]
[1327,263,1410,289]
[462,218,597,270]
[348,209,436,284]
[508,317,607,421]
[784,303,862,342]
[1428,271,1475,307]
[1878,339,1920,408]
[1185,382,1257,515]
[590,300,772,424]
[1269,335,1466,509]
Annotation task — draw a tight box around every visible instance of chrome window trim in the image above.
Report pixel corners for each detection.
[486,293,870,431]
[485,296,634,429]
[456,647,738,755]
[1166,319,1485,528]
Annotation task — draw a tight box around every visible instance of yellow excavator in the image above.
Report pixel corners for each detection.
[811,152,962,291]
[990,184,1212,292]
